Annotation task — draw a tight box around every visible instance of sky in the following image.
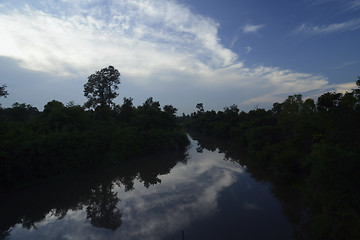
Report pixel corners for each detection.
[0,0,359,114]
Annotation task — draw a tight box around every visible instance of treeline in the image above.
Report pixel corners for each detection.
[182,78,360,240]
[0,97,189,192]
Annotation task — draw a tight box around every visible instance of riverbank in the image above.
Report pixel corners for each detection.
[181,81,360,239]
[0,98,189,192]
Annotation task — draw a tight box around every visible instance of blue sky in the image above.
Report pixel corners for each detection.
[0,0,359,114]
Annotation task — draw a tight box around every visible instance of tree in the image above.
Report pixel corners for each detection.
[224,104,239,118]
[84,66,120,110]
[43,100,65,114]
[163,105,177,117]
[119,97,135,122]
[0,84,8,108]
[0,84,8,98]
[141,97,160,112]
[317,92,342,112]
[196,103,204,113]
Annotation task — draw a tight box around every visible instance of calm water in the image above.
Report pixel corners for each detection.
[0,135,299,240]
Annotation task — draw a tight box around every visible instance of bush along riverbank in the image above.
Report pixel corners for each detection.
[181,77,360,240]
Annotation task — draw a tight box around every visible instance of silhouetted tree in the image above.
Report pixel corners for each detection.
[163,105,177,117]
[196,103,204,113]
[142,97,160,110]
[354,76,360,109]
[5,102,39,121]
[317,92,342,112]
[43,100,65,114]
[84,66,121,110]
[119,97,135,122]
[0,84,8,108]
[0,84,8,98]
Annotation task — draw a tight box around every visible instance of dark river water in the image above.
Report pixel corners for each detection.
[0,135,304,240]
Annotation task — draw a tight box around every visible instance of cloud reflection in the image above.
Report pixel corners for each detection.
[6,140,247,240]
[116,149,244,239]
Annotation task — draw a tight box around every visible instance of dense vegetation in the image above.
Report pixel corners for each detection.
[182,78,360,240]
[0,66,189,192]
[0,98,189,191]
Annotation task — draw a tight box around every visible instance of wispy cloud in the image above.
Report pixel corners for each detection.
[246,46,252,54]
[0,0,331,109]
[331,82,357,94]
[311,0,360,11]
[243,24,265,34]
[335,60,360,69]
[293,18,360,36]
[0,1,236,79]
[230,34,240,48]
[242,67,328,104]
[346,0,360,11]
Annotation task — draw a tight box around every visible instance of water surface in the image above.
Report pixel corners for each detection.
[0,135,296,240]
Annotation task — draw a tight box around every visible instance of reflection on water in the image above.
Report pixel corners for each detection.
[86,184,122,231]
[0,135,298,240]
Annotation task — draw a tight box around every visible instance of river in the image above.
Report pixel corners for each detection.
[0,134,304,240]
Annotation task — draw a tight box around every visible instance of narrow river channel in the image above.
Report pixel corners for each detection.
[0,135,301,240]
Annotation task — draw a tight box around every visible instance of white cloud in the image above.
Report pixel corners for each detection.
[241,67,328,104]
[293,18,360,35]
[327,82,357,94]
[0,1,236,79]
[230,34,239,48]
[0,0,333,109]
[243,24,265,34]
[246,46,252,53]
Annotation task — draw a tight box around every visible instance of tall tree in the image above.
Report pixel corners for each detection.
[196,103,204,113]
[0,84,8,98]
[84,66,121,109]
[0,84,8,108]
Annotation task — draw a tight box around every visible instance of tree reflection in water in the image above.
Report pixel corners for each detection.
[86,184,122,231]
[0,136,303,239]
[189,131,309,239]
[0,149,188,238]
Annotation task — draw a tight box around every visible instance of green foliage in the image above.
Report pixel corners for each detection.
[317,92,343,112]
[0,84,8,98]
[84,66,121,109]
[306,144,360,240]
[111,126,143,159]
[0,97,189,192]
[183,77,360,239]
[0,102,39,121]
[0,84,8,108]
